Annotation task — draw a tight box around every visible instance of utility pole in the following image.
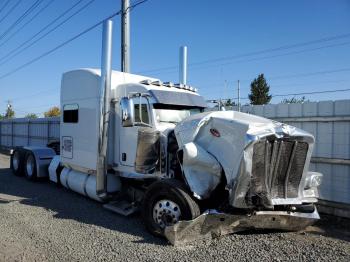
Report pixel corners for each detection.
[237,80,241,112]
[121,0,130,72]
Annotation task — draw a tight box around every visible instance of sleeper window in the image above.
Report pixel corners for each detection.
[63,104,79,123]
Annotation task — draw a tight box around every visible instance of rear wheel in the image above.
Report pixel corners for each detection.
[11,150,24,176]
[24,152,37,181]
[142,179,200,237]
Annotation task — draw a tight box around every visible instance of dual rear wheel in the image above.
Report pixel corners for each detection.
[11,150,37,180]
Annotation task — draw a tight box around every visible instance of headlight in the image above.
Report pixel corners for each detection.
[305,172,323,189]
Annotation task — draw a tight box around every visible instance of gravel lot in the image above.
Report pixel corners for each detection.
[0,153,349,262]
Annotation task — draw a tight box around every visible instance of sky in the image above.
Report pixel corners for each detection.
[0,0,349,117]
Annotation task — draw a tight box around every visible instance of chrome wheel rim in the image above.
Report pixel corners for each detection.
[153,199,181,228]
[26,155,35,177]
[12,152,19,170]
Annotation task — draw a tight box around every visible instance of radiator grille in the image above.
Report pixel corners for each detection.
[250,139,308,206]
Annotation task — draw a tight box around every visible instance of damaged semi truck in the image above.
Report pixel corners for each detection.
[7,20,322,245]
[9,68,322,244]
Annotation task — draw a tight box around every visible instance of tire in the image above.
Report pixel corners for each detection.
[10,149,24,176]
[24,152,37,181]
[142,179,200,237]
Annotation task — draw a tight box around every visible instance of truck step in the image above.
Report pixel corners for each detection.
[103,199,139,216]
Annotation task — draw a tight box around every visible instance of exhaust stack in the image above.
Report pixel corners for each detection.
[96,19,113,199]
[179,46,187,85]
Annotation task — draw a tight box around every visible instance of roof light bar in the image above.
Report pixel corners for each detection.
[163,81,174,88]
[140,79,152,85]
[151,80,163,86]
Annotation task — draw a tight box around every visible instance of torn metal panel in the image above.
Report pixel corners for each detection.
[164,209,320,246]
[175,111,320,207]
[181,142,222,199]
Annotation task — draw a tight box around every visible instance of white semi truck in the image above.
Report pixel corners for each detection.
[6,20,322,245]
[8,67,323,244]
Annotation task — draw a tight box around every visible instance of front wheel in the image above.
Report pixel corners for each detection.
[142,179,200,237]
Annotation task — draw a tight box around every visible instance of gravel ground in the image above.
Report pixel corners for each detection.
[0,154,349,262]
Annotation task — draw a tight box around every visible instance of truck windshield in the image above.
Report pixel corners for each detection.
[153,104,203,123]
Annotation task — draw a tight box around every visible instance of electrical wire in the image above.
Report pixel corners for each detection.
[0,0,86,64]
[0,0,43,42]
[0,0,56,48]
[0,0,11,15]
[0,0,149,80]
[0,0,22,24]
[0,0,96,66]
[137,32,350,74]
[210,88,350,102]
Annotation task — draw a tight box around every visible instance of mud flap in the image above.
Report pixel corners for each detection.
[164,209,320,246]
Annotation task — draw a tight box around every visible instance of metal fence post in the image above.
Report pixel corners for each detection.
[27,120,30,146]
[11,121,14,147]
[47,120,50,144]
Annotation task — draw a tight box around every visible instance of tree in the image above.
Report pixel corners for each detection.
[224,99,236,107]
[0,114,3,120]
[5,105,15,119]
[25,113,38,119]
[282,96,309,104]
[248,74,272,105]
[44,106,60,117]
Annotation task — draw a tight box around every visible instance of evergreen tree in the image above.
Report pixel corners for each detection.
[248,74,272,105]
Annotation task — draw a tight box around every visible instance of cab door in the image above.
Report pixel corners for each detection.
[119,96,151,167]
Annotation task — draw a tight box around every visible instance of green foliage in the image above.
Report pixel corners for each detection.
[248,74,272,105]
[44,106,60,117]
[5,106,15,119]
[25,113,38,119]
[224,99,236,106]
[282,96,309,104]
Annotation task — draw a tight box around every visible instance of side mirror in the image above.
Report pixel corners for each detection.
[120,97,134,127]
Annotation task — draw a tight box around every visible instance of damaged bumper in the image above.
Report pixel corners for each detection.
[164,208,320,245]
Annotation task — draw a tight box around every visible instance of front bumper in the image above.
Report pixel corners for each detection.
[164,208,320,245]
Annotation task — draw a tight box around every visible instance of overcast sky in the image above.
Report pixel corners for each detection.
[0,0,349,116]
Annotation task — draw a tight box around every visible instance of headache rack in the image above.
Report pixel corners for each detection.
[248,138,309,207]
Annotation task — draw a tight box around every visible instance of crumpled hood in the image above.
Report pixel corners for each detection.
[174,111,314,205]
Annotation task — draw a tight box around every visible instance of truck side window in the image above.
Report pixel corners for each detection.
[63,104,79,123]
[133,97,149,124]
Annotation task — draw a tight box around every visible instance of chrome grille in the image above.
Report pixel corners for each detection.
[249,139,308,206]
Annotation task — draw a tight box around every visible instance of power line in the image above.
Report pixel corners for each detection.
[0,0,97,67]
[8,87,58,102]
[200,67,350,90]
[0,0,22,24]
[272,88,350,97]
[0,0,43,42]
[0,0,149,81]
[0,0,11,15]
[209,88,350,101]
[0,0,86,64]
[167,41,350,75]
[137,32,350,74]
[0,0,55,48]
